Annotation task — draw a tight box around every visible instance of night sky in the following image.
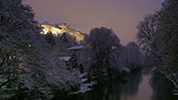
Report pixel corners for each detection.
[24,0,164,44]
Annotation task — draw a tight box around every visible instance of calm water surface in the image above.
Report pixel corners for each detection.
[79,70,178,100]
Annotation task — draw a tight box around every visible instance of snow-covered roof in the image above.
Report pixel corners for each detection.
[68,45,84,50]
[59,57,71,61]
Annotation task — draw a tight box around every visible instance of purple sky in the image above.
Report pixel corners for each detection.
[24,0,164,45]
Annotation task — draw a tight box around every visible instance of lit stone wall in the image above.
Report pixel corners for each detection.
[40,24,85,42]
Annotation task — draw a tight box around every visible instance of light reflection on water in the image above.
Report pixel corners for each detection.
[122,75,152,100]
[79,70,178,100]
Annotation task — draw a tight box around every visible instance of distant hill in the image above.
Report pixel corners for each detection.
[40,21,85,42]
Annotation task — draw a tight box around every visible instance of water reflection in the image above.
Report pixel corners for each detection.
[79,70,178,100]
[151,70,178,100]
[80,70,147,100]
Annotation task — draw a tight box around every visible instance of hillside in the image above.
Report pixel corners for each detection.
[40,22,85,42]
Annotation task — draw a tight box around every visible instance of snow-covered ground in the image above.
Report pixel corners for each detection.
[72,72,96,94]
[68,45,84,50]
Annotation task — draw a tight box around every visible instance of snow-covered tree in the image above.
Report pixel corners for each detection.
[125,42,142,70]
[0,0,80,99]
[136,0,178,94]
[85,27,121,83]
[0,0,38,83]
[0,0,49,99]
[158,0,178,70]
[136,14,165,68]
[156,0,178,94]
[136,14,160,56]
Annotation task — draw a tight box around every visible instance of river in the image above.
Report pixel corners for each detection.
[78,69,178,100]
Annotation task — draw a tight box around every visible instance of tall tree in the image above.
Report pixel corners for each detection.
[136,14,160,57]
[0,0,47,99]
[136,0,178,94]
[0,0,80,99]
[125,42,141,70]
[158,0,178,69]
[85,27,121,82]
[0,0,39,81]
[157,0,178,93]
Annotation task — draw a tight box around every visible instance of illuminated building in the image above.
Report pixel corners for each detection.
[40,23,85,42]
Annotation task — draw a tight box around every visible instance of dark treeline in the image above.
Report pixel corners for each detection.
[136,0,178,95]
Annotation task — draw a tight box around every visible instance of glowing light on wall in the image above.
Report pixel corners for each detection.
[40,24,85,42]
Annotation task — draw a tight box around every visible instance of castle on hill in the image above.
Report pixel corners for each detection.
[40,21,85,42]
